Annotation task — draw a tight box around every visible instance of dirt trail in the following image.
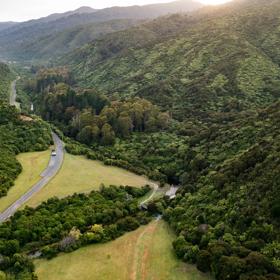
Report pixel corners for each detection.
[130,220,159,280]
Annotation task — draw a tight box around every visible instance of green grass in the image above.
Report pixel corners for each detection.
[26,153,152,208]
[0,150,50,213]
[35,220,211,280]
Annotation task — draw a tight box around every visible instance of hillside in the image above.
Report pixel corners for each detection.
[0,62,14,100]
[64,0,280,121]
[0,22,18,32]
[166,101,280,279]
[13,19,139,61]
[0,0,203,61]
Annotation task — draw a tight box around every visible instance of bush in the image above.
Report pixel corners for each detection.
[245,252,274,274]
[173,236,188,258]
[196,250,212,272]
[271,201,280,219]
[41,245,59,260]
[216,256,246,280]
[183,245,199,263]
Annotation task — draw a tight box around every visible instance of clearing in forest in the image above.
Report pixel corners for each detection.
[35,220,211,280]
[26,153,152,207]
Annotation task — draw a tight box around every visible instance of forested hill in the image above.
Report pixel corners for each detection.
[63,0,280,121]
[0,22,18,32]
[166,100,280,280]
[0,62,14,100]
[0,0,202,61]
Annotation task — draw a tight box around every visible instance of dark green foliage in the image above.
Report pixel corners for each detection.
[271,200,280,219]
[196,250,211,273]
[166,102,280,279]
[26,69,170,148]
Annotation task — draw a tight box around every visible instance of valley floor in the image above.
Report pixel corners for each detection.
[26,153,152,208]
[35,220,211,280]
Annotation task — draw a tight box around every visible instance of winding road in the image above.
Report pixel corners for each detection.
[0,133,64,223]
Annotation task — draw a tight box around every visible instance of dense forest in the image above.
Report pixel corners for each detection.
[25,68,170,145]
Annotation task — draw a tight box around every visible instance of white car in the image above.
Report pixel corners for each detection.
[51,150,57,156]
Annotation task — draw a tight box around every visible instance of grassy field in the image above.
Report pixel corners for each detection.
[35,220,211,280]
[0,150,50,212]
[26,153,152,208]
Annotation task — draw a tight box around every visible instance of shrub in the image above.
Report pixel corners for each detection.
[216,256,246,280]
[196,250,212,272]
[183,245,199,263]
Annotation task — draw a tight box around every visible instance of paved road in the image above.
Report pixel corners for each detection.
[9,77,20,109]
[0,133,64,223]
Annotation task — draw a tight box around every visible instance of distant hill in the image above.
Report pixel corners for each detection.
[0,0,203,61]
[9,19,140,61]
[63,0,280,121]
[37,6,97,23]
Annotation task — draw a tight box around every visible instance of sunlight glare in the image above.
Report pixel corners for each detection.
[198,0,232,5]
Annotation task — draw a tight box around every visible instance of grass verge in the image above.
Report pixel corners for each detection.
[0,150,50,213]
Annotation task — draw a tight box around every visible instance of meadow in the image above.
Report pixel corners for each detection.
[35,220,211,280]
[26,153,152,208]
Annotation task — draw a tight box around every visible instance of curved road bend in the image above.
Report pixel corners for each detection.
[0,133,64,223]
[140,183,159,206]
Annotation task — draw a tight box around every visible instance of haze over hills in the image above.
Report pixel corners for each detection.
[0,22,18,32]
[0,0,203,61]
[35,6,98,23]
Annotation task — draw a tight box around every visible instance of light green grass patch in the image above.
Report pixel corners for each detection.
[26,153,152,208]
[0,150,50,212]
[35,220,211,280]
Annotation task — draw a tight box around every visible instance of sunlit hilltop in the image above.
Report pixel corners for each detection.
[198,0,232,5]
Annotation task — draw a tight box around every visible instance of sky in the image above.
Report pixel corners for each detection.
[0,0,232,22]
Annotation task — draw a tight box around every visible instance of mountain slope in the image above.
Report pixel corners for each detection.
[0,63,14,100]
[0,0,203,61]
[11,19,140,61]
[0,22,18,32]
[166,100,280,279]
[64,0,280,121]
[37,6,97,23]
